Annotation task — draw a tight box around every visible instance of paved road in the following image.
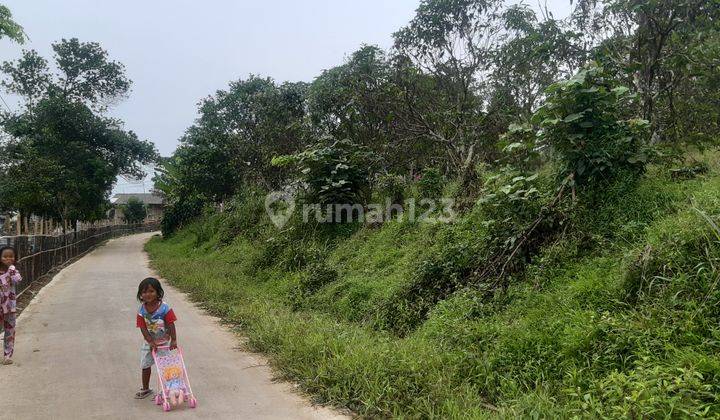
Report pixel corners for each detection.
[3,233,346,420]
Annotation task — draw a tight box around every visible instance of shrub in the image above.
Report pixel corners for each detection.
[417,168,443,199]
[272,136,376,208]
[121,197,147,224]
[532,63,650,190]
[623,207,720,304]
[160,194,205,236]
[290,261,339,308]
[214,188,267,245]
[497,123,543,171]
[375,173,406,205]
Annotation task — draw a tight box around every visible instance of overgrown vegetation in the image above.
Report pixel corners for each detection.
[146,0,720,417]
[149,150,720,417]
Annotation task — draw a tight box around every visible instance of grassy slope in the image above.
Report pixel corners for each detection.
[147,150,720,418]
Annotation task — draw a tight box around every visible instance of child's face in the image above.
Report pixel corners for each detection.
[141,285,159,303]
[1,249,15,268]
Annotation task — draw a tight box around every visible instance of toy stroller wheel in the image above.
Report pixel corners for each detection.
[189,397,197,408]
[154,394,162,405]
[163,402,171,412]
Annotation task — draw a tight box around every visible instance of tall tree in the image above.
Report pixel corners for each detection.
[393,0,505,175]
[308,45,435,173]
[572,0,720,142]
[0,95,156,224]
[0,39,156,225]
[171,75,307,200]
[490,4,582,119]
[2,38,131,111]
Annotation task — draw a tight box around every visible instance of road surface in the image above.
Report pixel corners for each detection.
[2,232,346,420]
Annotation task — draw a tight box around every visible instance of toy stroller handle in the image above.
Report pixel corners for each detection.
[151,343,179,356]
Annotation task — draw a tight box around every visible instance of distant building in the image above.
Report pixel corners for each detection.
[0,213,10,236]
[110,193,164,223]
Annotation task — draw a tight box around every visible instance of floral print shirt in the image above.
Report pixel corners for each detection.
[136,301,177,344]
[0,265,22,314]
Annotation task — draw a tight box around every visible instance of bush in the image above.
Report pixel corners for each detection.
[290,261,339,308]
[497,123,543,171]
[375,235,479,335]
[623,206,720,304]
[417,168,443,199]
[121,197,147,224]
[375,173,406,205]
[533,63,650,190]
[160,194,205,236]
[272,137,376,208]
[214,189,267,245]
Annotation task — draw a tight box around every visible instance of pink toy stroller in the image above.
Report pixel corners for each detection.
[152,345,198,411]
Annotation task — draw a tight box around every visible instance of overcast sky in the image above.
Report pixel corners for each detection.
[0,0,571,193]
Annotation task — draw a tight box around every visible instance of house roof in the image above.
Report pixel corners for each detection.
[111,193,164,205]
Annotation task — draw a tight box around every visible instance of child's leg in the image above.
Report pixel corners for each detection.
[142,367,151,390]
[3,312,15,358]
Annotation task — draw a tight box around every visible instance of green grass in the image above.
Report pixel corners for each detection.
[147,149,720,418]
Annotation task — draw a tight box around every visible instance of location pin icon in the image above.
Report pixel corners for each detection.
[264,191,296,228]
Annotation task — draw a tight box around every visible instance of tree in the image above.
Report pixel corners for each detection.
[490,4,582,119]
[194,76,307,188]
[393,0,505,175]
[0,4,24,44]
[2,38,131,111]
[0,95,157,225]
[0,39,156,226]
[159,75,308,208]
[122,197,147,224]
[572,0,720,142]
[308,45,433,174]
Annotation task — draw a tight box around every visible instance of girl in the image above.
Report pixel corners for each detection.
[135,277,178,399]
[0,245,21,365]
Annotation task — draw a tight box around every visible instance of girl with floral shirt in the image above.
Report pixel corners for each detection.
[0,246,22,365]
[134,277,178,399]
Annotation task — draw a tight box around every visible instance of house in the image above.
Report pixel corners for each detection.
[0,213,11,236]
[110,193,164,223]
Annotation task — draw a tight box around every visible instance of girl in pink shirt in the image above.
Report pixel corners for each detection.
[0,246,22,365]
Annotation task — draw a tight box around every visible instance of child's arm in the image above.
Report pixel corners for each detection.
[140,326,157,351]
[168,323,177,350]
[9,266,21,284]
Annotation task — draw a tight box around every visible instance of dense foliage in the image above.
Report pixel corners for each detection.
[4,0,720,415]
[72,0,720,416]
[533,63,650,188]
[272,137,375,207]
[157,0,720,235]
[149,150,720,417]
[121,197,147,224]
[0,34,157,227]
[0,4,24,44]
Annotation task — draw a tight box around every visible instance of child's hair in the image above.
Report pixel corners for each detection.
[136,277,164,301]
[163,365,183,381]
[0,245,18,266]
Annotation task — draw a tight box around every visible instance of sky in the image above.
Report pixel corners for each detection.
[0,0,571,193]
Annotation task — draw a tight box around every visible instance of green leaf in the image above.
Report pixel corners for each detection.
[564,113,584,122]
[612,86,629,95]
